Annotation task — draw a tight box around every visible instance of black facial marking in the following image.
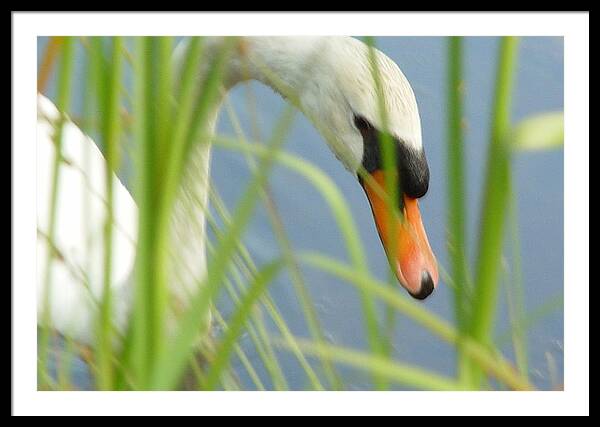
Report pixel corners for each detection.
[354,114,430,199]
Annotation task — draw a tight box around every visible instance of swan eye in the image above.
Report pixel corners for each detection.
[353,115,373,133]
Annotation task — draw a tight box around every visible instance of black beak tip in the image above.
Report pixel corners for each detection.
[409,271,435,300]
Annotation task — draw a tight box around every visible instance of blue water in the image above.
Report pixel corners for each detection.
[38,36,564,390]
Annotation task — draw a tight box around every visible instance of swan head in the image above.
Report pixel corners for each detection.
[297,38,439,299]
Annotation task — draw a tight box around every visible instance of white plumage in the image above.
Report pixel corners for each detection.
[37,94,136,344]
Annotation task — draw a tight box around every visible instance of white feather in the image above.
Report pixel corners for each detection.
[37,94,136,344]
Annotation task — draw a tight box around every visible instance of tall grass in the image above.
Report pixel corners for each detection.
[38,36,75,389]
[37,36,562,391]
[95,36,124,391]
[446,36,472,387]
[467,37,520,388]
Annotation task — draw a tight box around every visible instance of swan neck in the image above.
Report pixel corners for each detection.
[169,37,327,302]
[199,37,327,97]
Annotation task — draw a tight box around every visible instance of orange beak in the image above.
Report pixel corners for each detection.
[362,170,438,299]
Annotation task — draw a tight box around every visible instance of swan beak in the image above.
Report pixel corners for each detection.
[362,170,439,300]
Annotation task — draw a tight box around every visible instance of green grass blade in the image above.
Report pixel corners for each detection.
[364,38,399,390]
[129,36,152,387]
[148,37,175,362]
[94,36,124,391]
[512,112,564,151]
[181,183,291,390]
[469,38,520,388]
[212,310,266,391]
[221,261,290,390]
[222,95,340,389]
[163,37,204,200]
[37,37,62,93]
[262,213,339,389]
[211,136,377,387]
[212,135,368,285]
[205,202,316,390]
[300,252,534,391]
[202,217,290,390]
[149,107,297,390]
[154,37,174,172]
[38,37,75,389]
[496,293,563,347]
[251,305,290,390]
[505,180,528,377]
[447,36,473,387]
[56,335,76,390]
[252,44,387,389]
[203,260,282,390]
[183,37,236,161]
[274,337,463,391]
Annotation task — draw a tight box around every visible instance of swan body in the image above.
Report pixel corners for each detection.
[37,36,437,345]
[37,95,136,343]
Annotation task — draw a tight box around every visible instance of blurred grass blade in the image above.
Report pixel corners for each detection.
[203,260,283,390]
[39,36,75,389]
[164,37,203,196]
[212,136,371,303]
[212,310,266,391]
[212,135,379,388]
[300,252,534,390]
[223,95,340,389]
[512,112,564,151]
[364,38,399,390]
[497,293,563,346]
[274,337,463,391]
[237,49,381,389]
[154,37,174,173]
[506,180,528,377]
[129,36,152,387]
[447,36,473,387]
[37,37,62,93]
[252,304,290,390]
[218,252,290,390]
[183,38,236,161]
[203,199,292,390]
[149,107,297,390]
[469,37,520,387]
[148,37,175,364]
[92,36,124,391]
[130,36,233,389]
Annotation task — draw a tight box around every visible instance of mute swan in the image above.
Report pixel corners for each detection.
[37,36,438,346]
